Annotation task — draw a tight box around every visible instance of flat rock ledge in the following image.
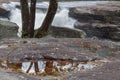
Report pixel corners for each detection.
[69,2,120,40]
[0,38,119,63]
[0,20,18,39]
[67,61,120,80]
[0,38,119,80]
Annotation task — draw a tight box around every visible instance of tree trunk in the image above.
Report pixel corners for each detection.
[35,0,58,38]
[20,0,30,37]
[28,0,36,38]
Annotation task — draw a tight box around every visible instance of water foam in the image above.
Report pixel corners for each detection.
[4,2,76,37]
[0,1,109,37]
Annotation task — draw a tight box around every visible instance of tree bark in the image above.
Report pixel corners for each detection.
[35,0,58,38]
[20,0,30,37]
[28,0,36,38]
[20,0,57,38]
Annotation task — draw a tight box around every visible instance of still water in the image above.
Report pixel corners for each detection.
[0,60,97,75]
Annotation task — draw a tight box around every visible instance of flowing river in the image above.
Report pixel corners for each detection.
[0,1,109,36]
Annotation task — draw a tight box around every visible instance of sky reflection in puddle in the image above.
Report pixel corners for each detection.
[0,60,97,76]
[0,45,8,48]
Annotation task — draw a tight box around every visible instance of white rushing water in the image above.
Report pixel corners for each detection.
[0,1,109,37]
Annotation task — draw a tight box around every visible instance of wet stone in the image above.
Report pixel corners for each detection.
[0,38,119,79]
[0,38,119,62]
[67,61,120,80]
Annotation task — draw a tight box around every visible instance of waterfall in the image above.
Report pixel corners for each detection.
[0,1,109,37]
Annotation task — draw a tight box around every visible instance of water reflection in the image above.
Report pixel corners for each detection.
[0,60,96,76]
[0,44,15,49]
[0,45,8,48]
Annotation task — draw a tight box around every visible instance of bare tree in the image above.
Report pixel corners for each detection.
[20,0,29,37]
[20,0,58,38]
[35,0,58,38]
[20,0,37,38]
[29,0,37,38]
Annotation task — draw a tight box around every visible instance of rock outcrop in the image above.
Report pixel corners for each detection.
[0,20,18,39]
[0,38,119,63]
[49,26,86,38]
[0,38,119,80]
[0,6,10,19]
[74,22,120,40]
[69,2,120,40]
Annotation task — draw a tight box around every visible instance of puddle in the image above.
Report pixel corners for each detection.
[0,60,99,76]
[0,44,16,49]
[0,45,8,48]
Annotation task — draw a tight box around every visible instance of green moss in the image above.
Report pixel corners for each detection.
[34,29,48,38]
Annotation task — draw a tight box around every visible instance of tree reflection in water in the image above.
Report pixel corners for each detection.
[24,60,54,75]
[45,60,53,75]
[5,60,71,75]
[26,62,40,75]
[0,60,96,76]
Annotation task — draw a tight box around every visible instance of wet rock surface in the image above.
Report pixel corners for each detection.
[67,61,120,80]
[0,21,18,39]
[0,6,10,19]
[69,2,120,24]
[74,21,120,40]
[0,38,98,62]
[49,26,86,38]
[0,38,119,62]
[0,1,120,80]
[69,2,120,40]
[0,38,119,80]
[0,67,37,80]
